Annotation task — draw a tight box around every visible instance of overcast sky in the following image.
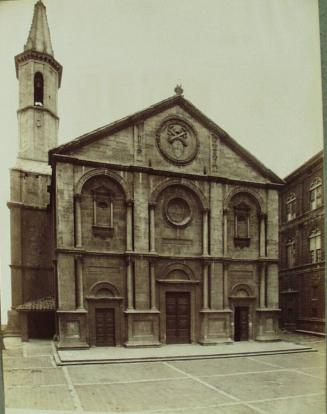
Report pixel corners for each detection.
[0,0,323,321]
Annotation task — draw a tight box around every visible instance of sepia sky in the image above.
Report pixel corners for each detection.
[0,0,323,321]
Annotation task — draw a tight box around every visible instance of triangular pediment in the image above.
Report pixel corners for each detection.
[50,95,283,185]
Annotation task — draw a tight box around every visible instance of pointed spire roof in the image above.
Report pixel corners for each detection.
[24,0,54,56]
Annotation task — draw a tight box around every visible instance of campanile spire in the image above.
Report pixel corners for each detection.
[24,0,54,56]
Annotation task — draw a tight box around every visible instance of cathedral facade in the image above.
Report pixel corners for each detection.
[7,1,283,349]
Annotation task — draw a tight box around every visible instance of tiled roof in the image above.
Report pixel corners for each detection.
[16,296,55,311]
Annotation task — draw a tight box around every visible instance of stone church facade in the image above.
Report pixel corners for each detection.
[7,1,283,349]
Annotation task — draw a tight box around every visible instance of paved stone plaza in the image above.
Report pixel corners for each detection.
[3,332,326,414]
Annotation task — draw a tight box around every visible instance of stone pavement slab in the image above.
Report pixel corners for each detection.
[251,394,326,414]
[202,370,325,401]
[67,361,184,384]
[75,377,235,412]
[4,367,66,386]
[250,351,325,369]
[169,356,282,376]
[5,385,76,411]
[56,341,313,365]
[3,355,54,369]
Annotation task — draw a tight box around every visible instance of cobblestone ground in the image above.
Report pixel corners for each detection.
[2,331,326,414]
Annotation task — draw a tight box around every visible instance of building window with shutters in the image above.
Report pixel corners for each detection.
[92,186,114,238]
[286,238,295,267]
[286,193,296,221]
[309,229,321,263]
[309,178,322,210]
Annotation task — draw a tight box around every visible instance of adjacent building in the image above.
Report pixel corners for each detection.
[279,151,325,335]
[6,1,284,349]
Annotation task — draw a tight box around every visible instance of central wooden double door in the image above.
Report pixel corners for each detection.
[166,292,191,344]
[95,308,115,346]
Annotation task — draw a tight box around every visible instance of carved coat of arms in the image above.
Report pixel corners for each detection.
[156,118,198,164]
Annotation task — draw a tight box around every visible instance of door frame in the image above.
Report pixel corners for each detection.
[230,298,255,341]
[158,281,199,344]
[95,307,116,346]
[87,298,123,347]
[234,306,250,341]
[165,291,191,344]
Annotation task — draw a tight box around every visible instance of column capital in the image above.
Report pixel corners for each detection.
[259,212,267,219]
[126,199,134,207]
[223,208,229,215]
[149,201,157,209]
[74,253,84,262]
[223,261,230,271]
[125,255,133,265]
[74,193,82,202]
[202,207,210,213]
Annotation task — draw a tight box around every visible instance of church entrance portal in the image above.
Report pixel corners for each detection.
[166,292,191,344]
[95,308,115,346]
[234,306,249,341]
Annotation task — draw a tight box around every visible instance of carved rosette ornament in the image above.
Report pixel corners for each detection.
[156,118,199,164]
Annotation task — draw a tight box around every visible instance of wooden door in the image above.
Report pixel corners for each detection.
[166,292,191,344]
[95,308,115,346]
[234,306,249,341]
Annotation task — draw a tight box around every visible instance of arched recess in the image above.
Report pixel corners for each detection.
[34,72,44,106]
[75,168,130,199]
[86,281,124,347]
[230,283,255,298]
[89,281,122,298]
[158,263,196,282]
[224,186,265,214]
[150,178,209,210]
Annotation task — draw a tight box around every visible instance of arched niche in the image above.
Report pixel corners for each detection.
[230,283,255,298]
[75,168,130,199]
[158,263,197,283]
[88,281,122,299]
[150,178,209,210]
[77,171,128,247]
[224,187,265,214]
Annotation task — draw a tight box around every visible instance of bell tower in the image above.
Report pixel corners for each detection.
[15,0,62,168]
[6,1,62,338]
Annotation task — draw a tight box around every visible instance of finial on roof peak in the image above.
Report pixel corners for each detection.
[174,84,184,96]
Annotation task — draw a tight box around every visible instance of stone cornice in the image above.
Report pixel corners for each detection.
[7,201,49,211]
[50,154,283,190]
[54,247,278,263]
[17,105,59,120]
[15,50,62,86]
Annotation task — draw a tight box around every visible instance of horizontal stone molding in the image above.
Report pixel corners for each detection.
[50,154,283,190]
[7,201,49,211]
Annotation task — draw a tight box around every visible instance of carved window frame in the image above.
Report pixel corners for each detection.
[233,203,251,247]
[309,228,321,264]
[286,238,295,267]
[309,178,322,210]
[286,192,296,222]
[91,186,114,238]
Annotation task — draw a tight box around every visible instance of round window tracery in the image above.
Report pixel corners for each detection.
[165,197,192,227]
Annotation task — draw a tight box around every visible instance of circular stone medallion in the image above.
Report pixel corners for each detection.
[156,118,198,164]
[166,197,192,227]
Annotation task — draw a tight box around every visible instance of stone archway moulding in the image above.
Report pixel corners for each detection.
[230,283,255,298]
[88,281,121,298]
[223,186,265,213]
[159,262,196,281]
[75,168,130,199]
[149,178,209,210]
